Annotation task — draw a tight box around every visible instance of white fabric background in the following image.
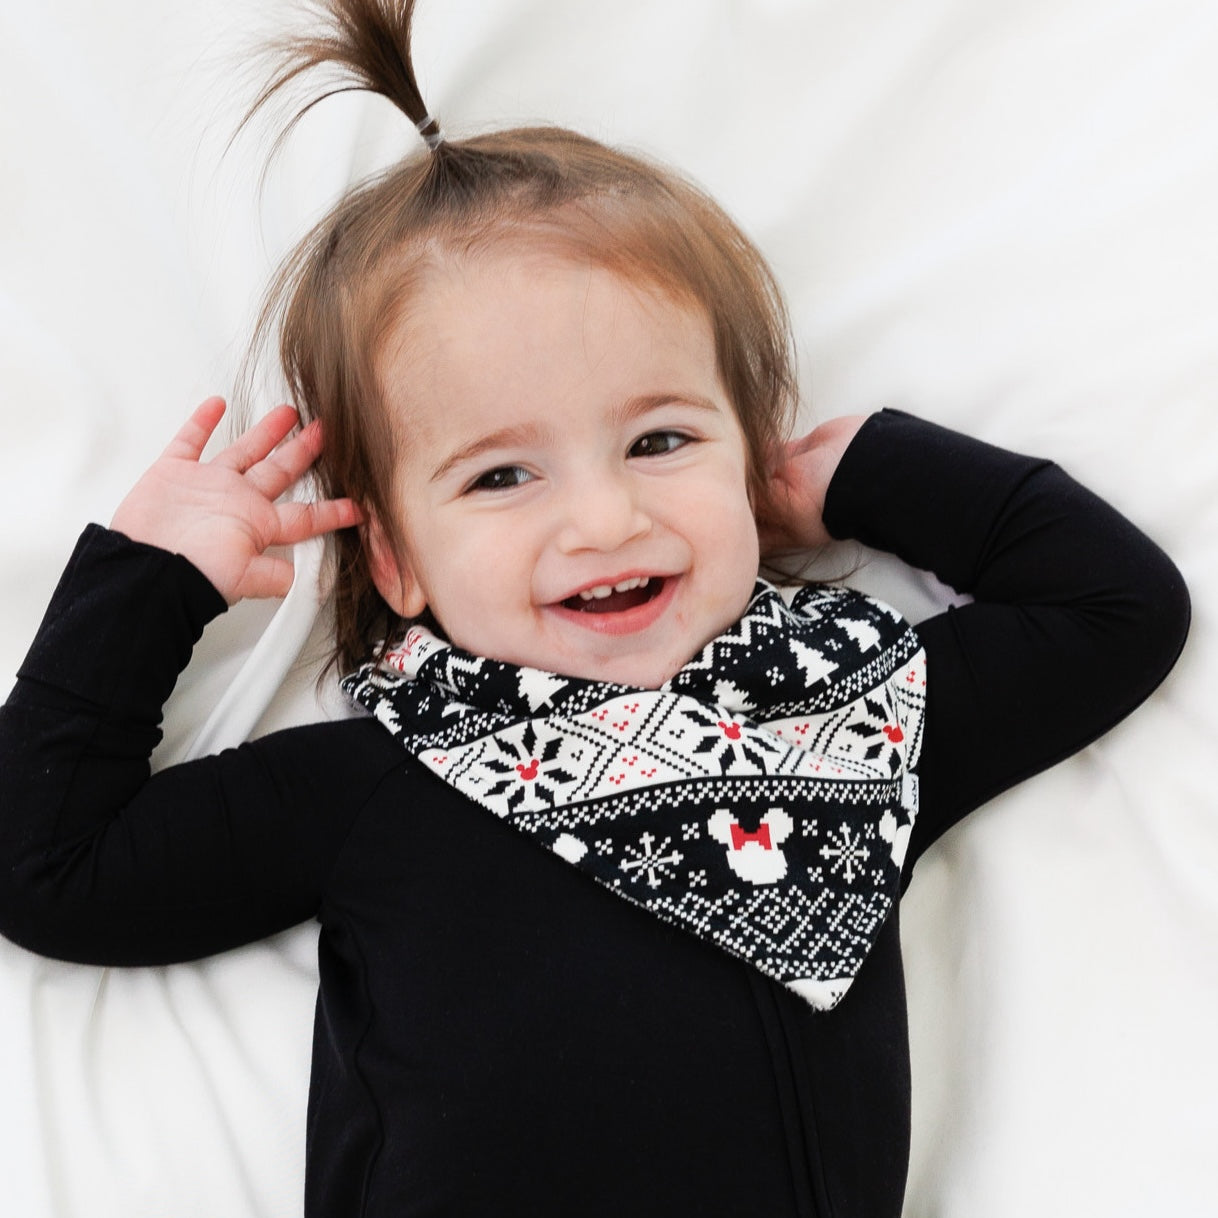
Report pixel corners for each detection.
[1,1,1215,1214]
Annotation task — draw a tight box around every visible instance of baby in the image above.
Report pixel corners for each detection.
[0,1,1189,1215]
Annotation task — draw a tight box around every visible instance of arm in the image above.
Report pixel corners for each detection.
[0,403,382,964]
[765,410,1190,868]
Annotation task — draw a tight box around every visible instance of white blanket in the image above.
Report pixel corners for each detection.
[2,1,1215,1213]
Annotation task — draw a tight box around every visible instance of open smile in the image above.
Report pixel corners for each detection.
[561,575,663,614]
[549,574,676,635]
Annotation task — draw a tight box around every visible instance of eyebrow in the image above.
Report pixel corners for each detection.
[430,421,555,483]
[428,391,723,483]
[611,391,722,425]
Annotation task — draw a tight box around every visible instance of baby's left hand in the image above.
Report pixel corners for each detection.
[756,414,869,555]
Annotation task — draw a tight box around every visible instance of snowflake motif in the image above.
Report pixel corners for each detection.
[619,832,683,889]
[681,822,701,841]
[689,869,708,888]
[839,694,907,775]
[820,823,869,884]
[685,706,784,773]
[801,818,819,837]
[478,722,577,811]
[595,838,615,855]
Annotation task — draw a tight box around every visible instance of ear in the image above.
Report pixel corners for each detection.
[367,516,428,619]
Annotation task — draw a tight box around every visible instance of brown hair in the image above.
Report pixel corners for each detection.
[245,0,799,672]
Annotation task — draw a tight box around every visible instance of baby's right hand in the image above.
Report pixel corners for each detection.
[110,397,363,603]
[755,414,869,556]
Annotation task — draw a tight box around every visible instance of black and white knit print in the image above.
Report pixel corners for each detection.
[341,580,927,1010]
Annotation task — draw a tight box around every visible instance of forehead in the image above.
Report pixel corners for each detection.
[377,246,724,448]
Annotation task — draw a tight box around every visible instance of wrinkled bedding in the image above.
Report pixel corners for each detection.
[2,1,1215,1214]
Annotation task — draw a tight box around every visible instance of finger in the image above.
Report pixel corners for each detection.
[245,419,326,501]
[212,404,301,473]
[160,397,227,462]
[783,432,819,458]
[273,497,365,546]
[765,434,817,477]
[238,554,299,601]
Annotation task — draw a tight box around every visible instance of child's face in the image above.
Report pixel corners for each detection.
[370,248,761,688]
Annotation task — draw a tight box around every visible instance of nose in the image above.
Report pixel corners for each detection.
[555,468,652,554]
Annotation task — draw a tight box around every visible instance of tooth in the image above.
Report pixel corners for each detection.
[575,577,654,602]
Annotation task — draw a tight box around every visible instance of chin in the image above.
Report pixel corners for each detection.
[598,655,684,690]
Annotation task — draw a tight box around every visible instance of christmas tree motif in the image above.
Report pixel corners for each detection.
[836,615,882,652]
[516,668,570,713]
[790,639,839,687]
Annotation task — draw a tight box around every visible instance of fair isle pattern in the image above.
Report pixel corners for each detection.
[341,581,926,1010]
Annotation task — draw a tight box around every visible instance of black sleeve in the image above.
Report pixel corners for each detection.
[822,410,1190,870]
[0,525,400,966]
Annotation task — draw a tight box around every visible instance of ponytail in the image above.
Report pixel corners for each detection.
[245,0,443,159]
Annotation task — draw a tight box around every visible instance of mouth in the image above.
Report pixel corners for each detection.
[559,575,665,615]
[547,574,676,637]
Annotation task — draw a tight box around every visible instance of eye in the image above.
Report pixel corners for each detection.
[629,430,690,458]
[467,465,534,492]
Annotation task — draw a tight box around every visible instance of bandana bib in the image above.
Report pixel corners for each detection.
[341,581,926,1010]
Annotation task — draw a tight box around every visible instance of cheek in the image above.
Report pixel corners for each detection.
[700,457,759,541]
[718,507,762,591]
[720,472,762,574]
[408,517,533,631]
[685,470,760,587]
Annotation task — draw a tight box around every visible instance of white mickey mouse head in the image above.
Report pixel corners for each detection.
[707,807,793,886]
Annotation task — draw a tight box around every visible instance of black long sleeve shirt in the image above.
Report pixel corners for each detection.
[0,411,1189,1217]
